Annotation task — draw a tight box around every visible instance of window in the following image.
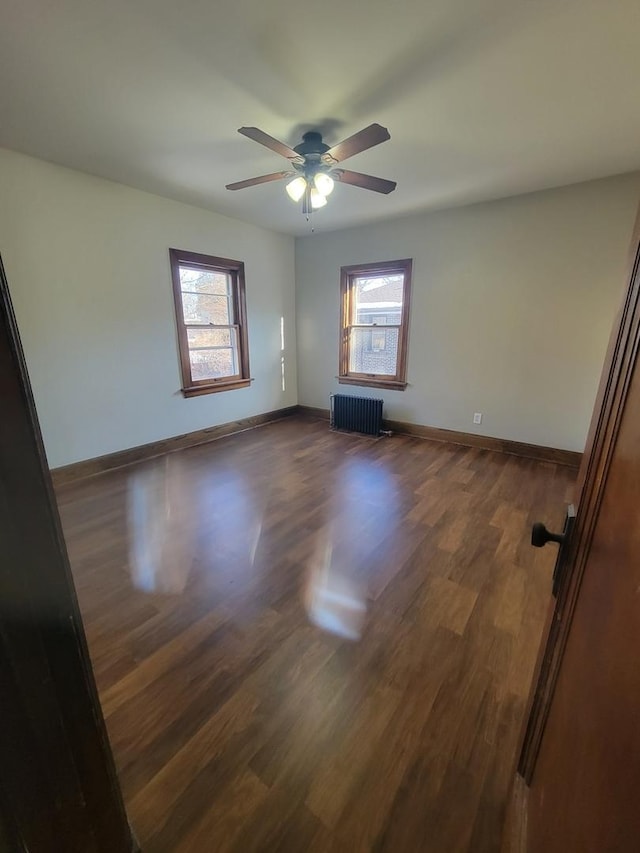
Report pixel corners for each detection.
[169,248,250,397]
[339,258,412,390]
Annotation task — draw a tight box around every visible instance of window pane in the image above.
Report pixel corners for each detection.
[187,327,233,348]
[189,347,237,381]
[179,266,230,296]
[354,274,404,325]
[349,327,399,376]
[371,329,386,351]
[181,293,230,325]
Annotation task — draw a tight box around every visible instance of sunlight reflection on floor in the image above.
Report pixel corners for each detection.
[304,539,367,641]
[126,445,373,639]
[127,455,195,595]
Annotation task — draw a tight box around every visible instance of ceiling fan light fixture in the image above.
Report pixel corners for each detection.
[286,176,307,202]
[310,188,327,209]
[314,172,334,197]
[230,124,395,217]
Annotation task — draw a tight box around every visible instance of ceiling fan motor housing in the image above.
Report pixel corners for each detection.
[293,131,330,158]
[292,132,335,181]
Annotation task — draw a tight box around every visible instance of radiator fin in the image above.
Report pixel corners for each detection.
[331,394,383,436]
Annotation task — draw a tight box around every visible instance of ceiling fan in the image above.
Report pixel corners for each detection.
[226,123,396,214]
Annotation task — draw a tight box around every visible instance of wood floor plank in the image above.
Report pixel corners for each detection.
[424,576,479,635]
[172,769,269,853]
[130,627,337,845]
[304,680,404,828]
[100,606,231,717]
[493,567,528,635]
[55,415,575,851]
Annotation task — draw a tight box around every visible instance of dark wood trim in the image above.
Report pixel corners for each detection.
[339,258,412,389]
[297,405,332,421]
[517,207,640,782]
[0,255,135,851]
[53,399,580,491]
[51,406,299,487]
[182,378,252,397]
[337,375,407,391]
[387,419,582,467]
[296,405,582,467]
[574,202,640,508]
[500,776,528,853]
[169,247,250,397]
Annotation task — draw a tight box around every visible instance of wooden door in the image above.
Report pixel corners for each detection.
[0,256,137,852]
[511,213,640,851]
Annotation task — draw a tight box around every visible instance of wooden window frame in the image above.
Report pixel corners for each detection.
[339,258,412,391]
[169,248,251,398]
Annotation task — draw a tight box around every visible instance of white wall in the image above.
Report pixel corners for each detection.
[296,175,640,452]
[0,148,297,467]
[2,149,637,465]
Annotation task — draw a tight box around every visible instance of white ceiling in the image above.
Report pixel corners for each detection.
[2,0,640,236]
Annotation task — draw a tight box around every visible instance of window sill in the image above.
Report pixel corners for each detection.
[181,378,251,397]
[337,375,407,391]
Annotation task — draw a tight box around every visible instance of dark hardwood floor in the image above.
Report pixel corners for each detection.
[55,415,575,852]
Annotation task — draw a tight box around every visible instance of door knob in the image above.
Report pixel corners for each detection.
[531,522,566,548]
[531,505,576,596]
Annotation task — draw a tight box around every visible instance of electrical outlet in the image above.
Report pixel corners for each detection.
[473,412,482,425]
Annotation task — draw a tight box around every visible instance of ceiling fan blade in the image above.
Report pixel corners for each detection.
[237,127,300,160]
[226,171,293,191]
[332,169,397,194]
[324,123,391,164]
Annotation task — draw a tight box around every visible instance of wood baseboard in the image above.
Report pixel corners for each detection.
[52,403,580,487]
[501,775,529,853]
[51,406,299,487]
[296,404,332,421]
[130,829,142,853]
[296,405,582,468]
